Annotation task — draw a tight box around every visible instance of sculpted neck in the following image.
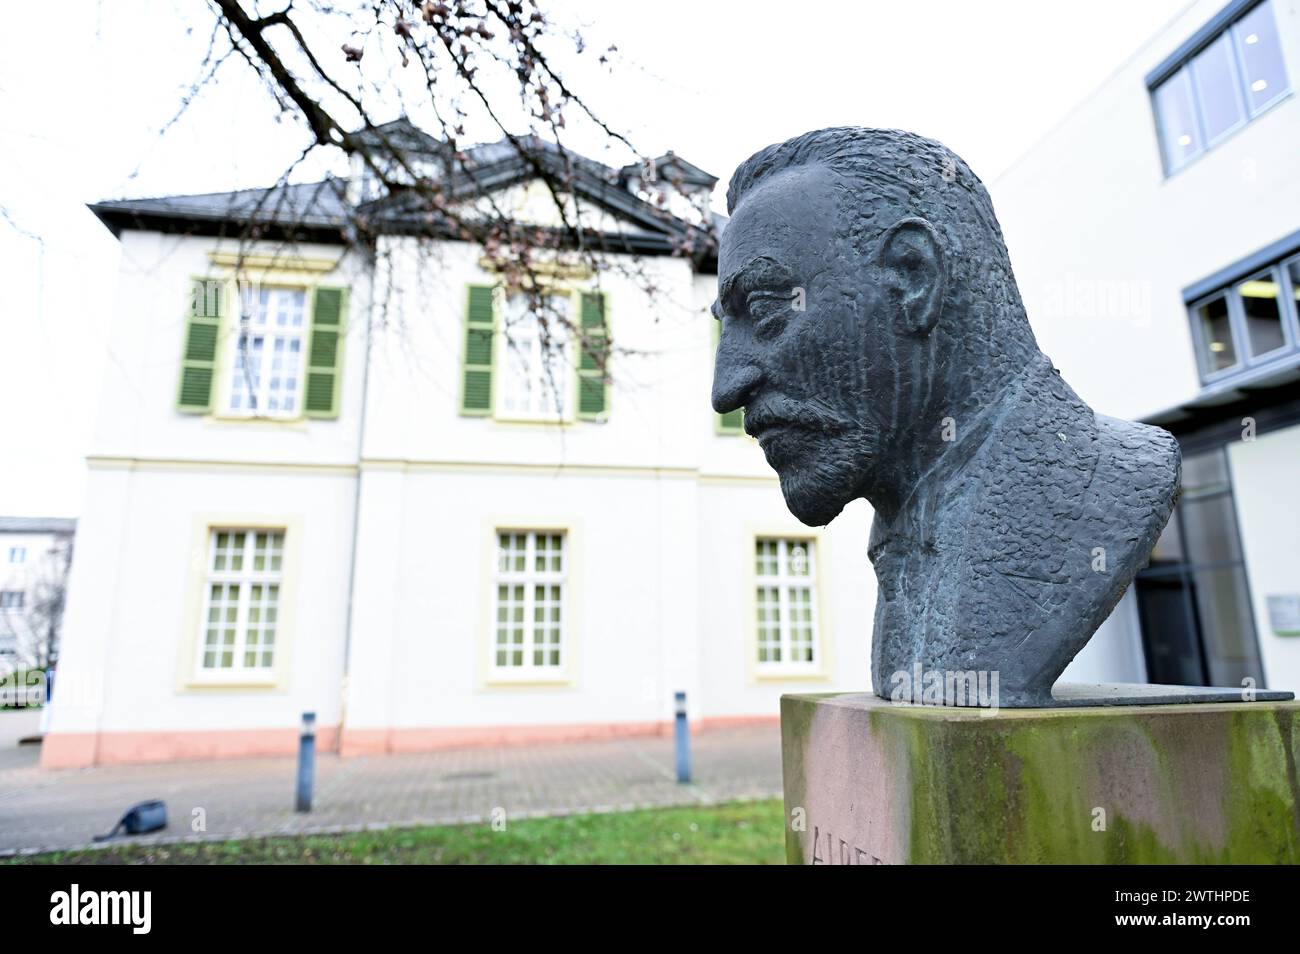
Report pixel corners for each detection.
[864,300,1041,524]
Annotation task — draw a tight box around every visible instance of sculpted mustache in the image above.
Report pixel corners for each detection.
[743,397,860,437]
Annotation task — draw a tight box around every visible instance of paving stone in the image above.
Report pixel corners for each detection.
[0,724,781,853]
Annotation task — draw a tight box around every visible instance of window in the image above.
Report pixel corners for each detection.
[7,547,26,564]
[179,280,346,419]
[755,538,818,671]
[497,292,571,420]
[227,287,307,416]
[1236,1,1290,112]
[1188,246,1300,384]
[1237,271,1286,357]
[1149,1,1290,173]
[0,591,25,611]
[198,529,284,674]
[1136,449,1264,688]
[460,284,608,421]
[492,531,565,674]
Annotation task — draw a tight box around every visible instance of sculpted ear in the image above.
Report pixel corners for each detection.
[877,217,946,336]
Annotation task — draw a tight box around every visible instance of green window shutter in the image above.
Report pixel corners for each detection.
[713,321,744,434]
[304,286,347,419]
[177,278,222,413]
[577,291,608,421]
[461,284,496,416]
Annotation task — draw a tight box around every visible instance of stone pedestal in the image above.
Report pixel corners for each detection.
[781,692,1300,864]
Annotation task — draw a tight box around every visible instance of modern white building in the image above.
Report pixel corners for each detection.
[43,124,875,767]
[993,0,1300,693]
[0,516,75,674]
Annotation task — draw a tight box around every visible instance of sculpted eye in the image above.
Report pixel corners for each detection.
[746,291,795,335]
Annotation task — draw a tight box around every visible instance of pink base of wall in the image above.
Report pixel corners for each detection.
[38,715,777,768]
[39,726,343,769]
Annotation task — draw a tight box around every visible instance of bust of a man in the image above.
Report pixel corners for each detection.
[711,127,1180,707]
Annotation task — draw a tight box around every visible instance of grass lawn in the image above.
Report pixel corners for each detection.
[8,798,785,865]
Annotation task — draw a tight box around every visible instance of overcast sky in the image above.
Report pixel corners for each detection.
[0,0,1193,517]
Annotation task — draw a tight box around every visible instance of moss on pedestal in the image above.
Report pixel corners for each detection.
[782,693,1300,864]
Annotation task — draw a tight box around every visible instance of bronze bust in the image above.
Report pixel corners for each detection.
[712,127,1185,707]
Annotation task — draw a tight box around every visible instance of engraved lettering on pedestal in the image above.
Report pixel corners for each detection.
[809,823,882,864]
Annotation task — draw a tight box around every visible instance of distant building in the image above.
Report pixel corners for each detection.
[993,0,1300,692]
[0,517,76,672]
[44,121,874,767]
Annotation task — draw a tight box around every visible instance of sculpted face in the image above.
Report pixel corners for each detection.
[713,163,938,526]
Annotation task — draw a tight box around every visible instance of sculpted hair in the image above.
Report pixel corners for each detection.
[727,127,1035,358]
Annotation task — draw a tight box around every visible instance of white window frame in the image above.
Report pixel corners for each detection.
[494,291,574,421]
[491,530,566,679]
[7,547,26,564]
[223,284,309,418]
[755,537,820,675]
[0,590,25,612]
[194,528,285,680]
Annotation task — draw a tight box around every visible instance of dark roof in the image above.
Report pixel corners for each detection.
[0,517,76,535]
[350,117,444,155]
[89,179,352,241]
[87,122,720,269]
[621,152,719,188]
[1141,359,1300,453]
[363,134,702,252]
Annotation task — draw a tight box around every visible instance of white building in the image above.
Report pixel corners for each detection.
[43,124,874,767]
[993,0,1300,693]
[0,516,75,674]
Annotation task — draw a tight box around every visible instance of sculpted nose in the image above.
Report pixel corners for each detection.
[712,324,764,414]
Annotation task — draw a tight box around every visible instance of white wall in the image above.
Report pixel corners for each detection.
[1059,591,1148,684]
[344,237,875,732]
[1228,423,1300,691]
[91,231,370,466]
[50,466,354,735]
[51,229,366,742]
[363,237,711,470]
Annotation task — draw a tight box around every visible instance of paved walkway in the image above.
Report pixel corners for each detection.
[0,718,782,854]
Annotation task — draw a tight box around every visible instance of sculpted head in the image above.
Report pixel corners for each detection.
[712,127,1039,526]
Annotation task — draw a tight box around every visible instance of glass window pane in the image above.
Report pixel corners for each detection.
[201,527,284,675]
[1192,567,1259,686]
[1194,295,1237,373]
[1154,68,1203,171]
[1180,494,1243,565]
[1191,33,1245,141]
[499,293,571,418]
[1234,2,1289,114]
[491,530,564,670]
[788,543,810,576]
[1236,271,1286,357]
[1148,513,1184,566]
[1180,450,1230,497]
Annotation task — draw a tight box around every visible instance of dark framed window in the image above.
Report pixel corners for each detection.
[1148,0,1290,174]
[1187,246,1300,386]
[1135,448,1265,688]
